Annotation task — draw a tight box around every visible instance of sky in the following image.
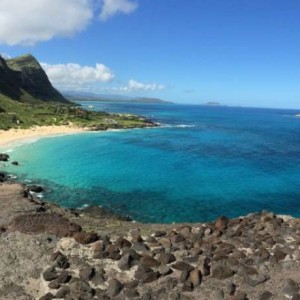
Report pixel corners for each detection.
[0,0,300,109]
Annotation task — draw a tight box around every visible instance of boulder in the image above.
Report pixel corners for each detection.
[56,270,71,284]
[227,282,236,296]
[198,256,210,276]
[106,243,121,259]
[246,274,269,287]
[135,265,160,283]
[0,172,7,182]
[107,278,123,297]
[211,264,235,279]
[171,261,194,272]
[51,251,70,269]
[74,231,98,245]
[178,226,192,238]
[132,242,149,252]
[182,281,193,292]
[273,247,287,262]
[27,185,43,193]
[159,237,172,248]
[157,252,176,265]
[145,236,158,244]
[180,270,189,283]
[9,213,82,238]
[123,248,141,261]
[118,253,133,271]
[283,279,299,299]
[69,279,95,299]
[48,281,60,289]
[55,286,70,298]
[115,237,132,249]
[0,153,9,161]
[170,233,185,244]
[124,280,139,289]
[153,230,167,237]
[43,267,58,281]
[79,267,95,281]
[189,269,202,287]
[140,255,160,268]
[39,293,54,300]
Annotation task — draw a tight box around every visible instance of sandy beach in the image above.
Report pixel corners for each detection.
[0,125,87,148]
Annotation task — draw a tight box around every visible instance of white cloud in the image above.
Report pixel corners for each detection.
[99,79,166,93]
[128,79,165,91]
[41,62,114,89]
[0,0,93,46]
[100,0,138,21]
[0,0,139,46]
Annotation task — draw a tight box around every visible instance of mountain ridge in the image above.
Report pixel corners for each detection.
[63,91,173,104]
[0,54,68,103]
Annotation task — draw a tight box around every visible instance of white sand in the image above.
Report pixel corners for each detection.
[0,125,87,148]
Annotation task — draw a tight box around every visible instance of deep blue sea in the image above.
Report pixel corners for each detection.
[2,102,300,223]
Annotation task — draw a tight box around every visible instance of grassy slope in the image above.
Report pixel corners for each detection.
[0,93,153,130]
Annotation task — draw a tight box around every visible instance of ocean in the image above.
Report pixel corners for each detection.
[3,102,300,223]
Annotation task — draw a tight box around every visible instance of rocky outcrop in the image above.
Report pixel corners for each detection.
[0,153,9,161]
[1,182,300,299]
[0,172,7,182]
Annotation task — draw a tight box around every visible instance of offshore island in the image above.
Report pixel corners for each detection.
[1,55,300,300]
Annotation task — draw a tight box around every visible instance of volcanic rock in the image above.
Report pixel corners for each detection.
[56,270,71,284]
[74,231,98,245]
[212,264,235,279]
[140,255,160,268]
[283,279,299,298]
[43,267,58,281]
[68,280,94,299]
[118,253,133,270]
[107,278,123,297]
[157,252,176,265]
[0,153,9,161]
[171,261,194,272]
[9,213,82,238]
[55,286,70,298]
[79,267,95,281]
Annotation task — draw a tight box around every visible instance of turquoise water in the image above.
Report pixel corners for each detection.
[2,103,300,223]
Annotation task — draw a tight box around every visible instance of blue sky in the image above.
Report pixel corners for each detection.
[1,0,300,108]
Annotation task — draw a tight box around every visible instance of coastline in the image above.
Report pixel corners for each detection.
[2,125,300,299]
[0,125,88,149]
[1,181,300,299]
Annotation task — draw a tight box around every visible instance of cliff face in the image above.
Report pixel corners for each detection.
[0,54,68,103]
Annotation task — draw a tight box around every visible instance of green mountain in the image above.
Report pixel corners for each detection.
[0,54,156,130]
[0,54,68,103]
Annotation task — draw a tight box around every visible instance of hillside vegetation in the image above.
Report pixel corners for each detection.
[0,54,156,130]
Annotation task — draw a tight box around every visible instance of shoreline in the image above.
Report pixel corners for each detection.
[0,125,88,149]
[1,181,300,299]
[0,124,297,225]
[0,121,160,150]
